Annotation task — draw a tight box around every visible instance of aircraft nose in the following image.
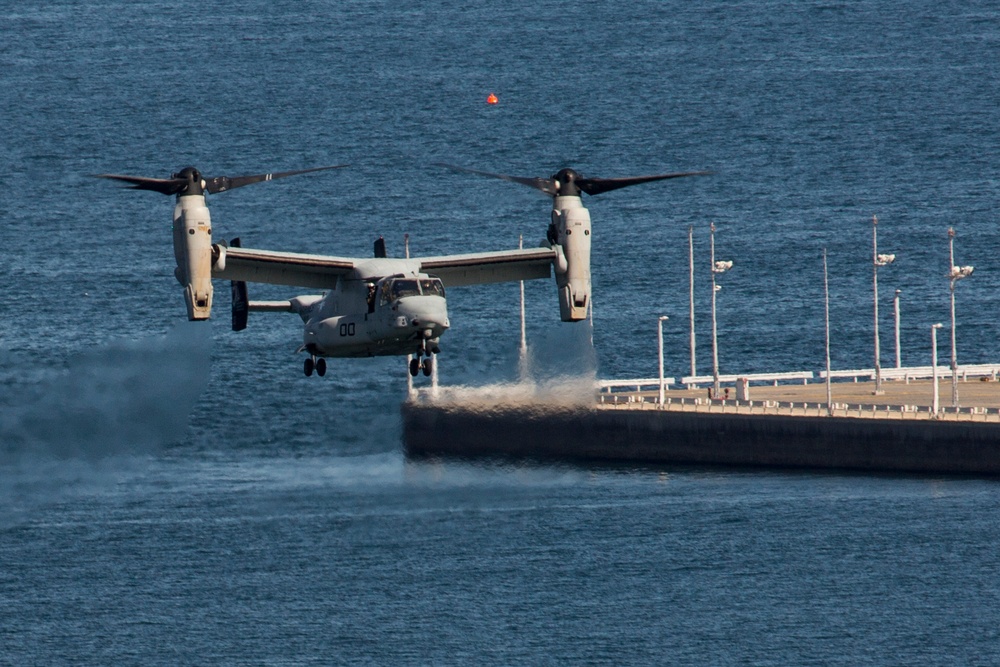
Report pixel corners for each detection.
[400,297,449,334]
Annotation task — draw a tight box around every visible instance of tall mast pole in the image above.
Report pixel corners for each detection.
[688,225,696,377]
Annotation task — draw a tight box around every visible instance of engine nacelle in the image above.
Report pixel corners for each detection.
[551,196,592,322]
[172,194,214,320]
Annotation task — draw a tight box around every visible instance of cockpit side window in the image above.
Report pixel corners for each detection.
[390,279,420,301]
[419,278,445,298]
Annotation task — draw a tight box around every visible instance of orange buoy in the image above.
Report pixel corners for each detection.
[486,93,498,105]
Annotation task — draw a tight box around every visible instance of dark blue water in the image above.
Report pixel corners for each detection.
[3,1,1000,663]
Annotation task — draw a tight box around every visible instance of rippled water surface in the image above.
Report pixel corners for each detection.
[2,1,999,663]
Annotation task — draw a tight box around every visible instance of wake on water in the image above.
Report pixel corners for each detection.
[0,314,597,520]
[0,322,212,519]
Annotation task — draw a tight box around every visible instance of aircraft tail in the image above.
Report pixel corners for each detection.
[232,279,249,331]
[230,238,249,331]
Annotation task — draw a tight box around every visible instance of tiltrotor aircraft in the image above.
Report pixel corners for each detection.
[97,163,707,378]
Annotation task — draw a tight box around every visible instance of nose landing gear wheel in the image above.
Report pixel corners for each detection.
[409,357,420,377]
[421,356,433,376]
[315,358,327,377]
[304,357,315,377]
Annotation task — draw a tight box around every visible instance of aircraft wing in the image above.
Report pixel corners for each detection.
[417,247,556,287]
[214,246,357,289]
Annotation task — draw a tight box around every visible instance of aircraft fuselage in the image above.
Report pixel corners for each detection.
[300,264,450,358]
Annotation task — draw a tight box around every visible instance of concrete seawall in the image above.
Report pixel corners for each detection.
[401,400,1000,475]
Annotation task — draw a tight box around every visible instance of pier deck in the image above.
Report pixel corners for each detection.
[402,377,1000,474]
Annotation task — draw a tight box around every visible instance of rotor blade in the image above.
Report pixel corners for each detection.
[433,163,558,196]
[93,174,187,195]
[575,171,712,196]
[205,165,349,194]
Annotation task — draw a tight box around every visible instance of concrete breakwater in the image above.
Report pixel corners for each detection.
[401,380,1000,474]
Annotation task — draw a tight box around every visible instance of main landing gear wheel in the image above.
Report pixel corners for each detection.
[304,356,326,378]
[410,337,440,378]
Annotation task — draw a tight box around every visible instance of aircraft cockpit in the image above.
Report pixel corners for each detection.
[419,278,445,298]
[378,276,446,305]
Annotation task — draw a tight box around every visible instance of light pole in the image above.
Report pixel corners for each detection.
[688,225,696,377]
[405,232,415,398]
[948,227,973,407]
[931,323,943,415]
[872,215,895,393]
[894,289,902,368]
[823,249,832,416]
[658,315,669,406]
[710,223,733,398]
[518,234,528,382]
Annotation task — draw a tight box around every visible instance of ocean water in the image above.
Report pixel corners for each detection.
[2,0,1000,663]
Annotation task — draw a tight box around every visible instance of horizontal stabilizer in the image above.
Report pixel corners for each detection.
[235,295,321,330]
[249,301,296,312]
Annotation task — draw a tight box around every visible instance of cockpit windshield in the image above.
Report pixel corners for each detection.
[379,276,447,304]
[419,278,445,298]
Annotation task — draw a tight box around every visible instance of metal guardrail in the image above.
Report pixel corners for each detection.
[680,371,814,387]
[816,369,876,382]
[602,372,819,393]
[817,365,1000,383]
[598,378,676,393]
[640,365,1000,388]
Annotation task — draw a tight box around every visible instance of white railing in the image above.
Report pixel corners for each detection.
[668,365,1000,387]
[680,371,814,387]
[818,364,1000,383]
[598,378,675,394]
[816,369,875,382]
